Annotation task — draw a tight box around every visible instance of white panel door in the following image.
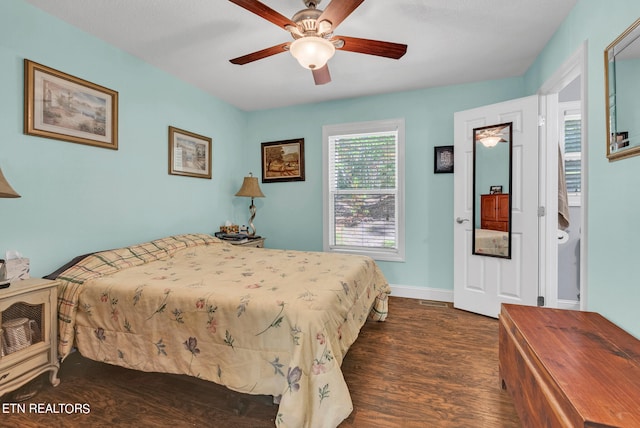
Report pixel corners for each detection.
[453,96,540,317]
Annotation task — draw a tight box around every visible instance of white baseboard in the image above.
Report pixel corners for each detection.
[389,284,453,302]
[389,285,579,309]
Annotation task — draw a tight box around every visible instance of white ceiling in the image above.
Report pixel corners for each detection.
[24,0,577,112]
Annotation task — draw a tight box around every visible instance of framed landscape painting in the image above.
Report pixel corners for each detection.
[24,59,118,150]
[168,126,212,179]
[261,138,305,183]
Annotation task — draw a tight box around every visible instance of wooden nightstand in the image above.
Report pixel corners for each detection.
[231,237,265,248]
[1,278,60,397]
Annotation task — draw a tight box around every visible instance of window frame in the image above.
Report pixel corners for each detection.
[322,118,405,262]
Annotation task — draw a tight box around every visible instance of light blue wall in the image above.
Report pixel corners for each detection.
[246,79,525,288]
[1,0,247,276]
[524,0,640,336]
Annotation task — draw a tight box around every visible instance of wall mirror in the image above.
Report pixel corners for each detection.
[472,122,512,259]
[605,17,640,161]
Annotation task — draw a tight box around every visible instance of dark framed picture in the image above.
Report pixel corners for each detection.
[261,138,305,183]
[168,126,212,179]
[434,145,454,174]
[490,185,503,194]
[24,59,118,150]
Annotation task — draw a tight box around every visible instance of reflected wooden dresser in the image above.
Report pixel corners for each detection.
[481,194,509,231]
[499,303,640,427]
[1,278,60,397]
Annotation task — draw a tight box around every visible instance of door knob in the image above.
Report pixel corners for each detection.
[456,217,469,224]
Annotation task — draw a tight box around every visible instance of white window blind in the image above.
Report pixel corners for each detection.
[563,112,582,206]
[323,119,405,261]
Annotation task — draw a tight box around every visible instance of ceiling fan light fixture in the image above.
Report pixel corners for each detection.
[480,136,502,148]
[290,36,335,70]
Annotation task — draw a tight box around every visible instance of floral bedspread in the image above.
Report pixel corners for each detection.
[474,228,509,257]
[55,234,390,428]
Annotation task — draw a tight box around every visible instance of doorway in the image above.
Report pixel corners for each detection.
[557,85,581,307]
[538,42,588,311]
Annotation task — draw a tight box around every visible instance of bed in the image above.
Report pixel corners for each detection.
[474,228,509,257]
[51,233,390,428]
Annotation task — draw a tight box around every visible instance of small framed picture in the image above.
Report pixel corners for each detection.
[261,138,305,183]
[434,145,454,174]
[490,185,503,194]
[168,126,212,179]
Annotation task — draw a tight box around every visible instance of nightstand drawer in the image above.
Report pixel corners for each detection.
[0,287,52,312]
[0,352,48,386]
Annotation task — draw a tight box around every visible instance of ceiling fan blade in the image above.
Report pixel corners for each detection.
[229,42,290,65]
[334,36,407,59]
[318,0,364,31]
[312,65,331,85]
[229,0,296,29]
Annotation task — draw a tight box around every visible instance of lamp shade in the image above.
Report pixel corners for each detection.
[290,36,335,70]
[235,175,265,198]
[0,168,21,198]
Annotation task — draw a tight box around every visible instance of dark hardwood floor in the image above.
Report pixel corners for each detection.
[1,297,521,427]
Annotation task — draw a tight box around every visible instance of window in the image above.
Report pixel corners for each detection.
[322,119,405,261]
[559,102,582,207]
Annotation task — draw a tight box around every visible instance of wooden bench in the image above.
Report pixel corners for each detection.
[499,303,640,427]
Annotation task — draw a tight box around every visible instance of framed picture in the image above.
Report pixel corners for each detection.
[168,126,212,179]
[490,185,503,194]
[24,59,118,150]
[261,138,305,183]
[611,131,629,151]
[434,145,454,174]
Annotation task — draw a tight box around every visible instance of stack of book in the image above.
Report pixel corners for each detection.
[214,232,260,244]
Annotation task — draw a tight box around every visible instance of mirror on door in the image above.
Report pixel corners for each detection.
[472,122,512,258]
[605,17,640,161]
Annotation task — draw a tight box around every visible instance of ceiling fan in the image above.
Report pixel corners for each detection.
[229,0,408,85]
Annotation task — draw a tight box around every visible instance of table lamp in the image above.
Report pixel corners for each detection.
[0,168,20,198]
[235,172,264,237]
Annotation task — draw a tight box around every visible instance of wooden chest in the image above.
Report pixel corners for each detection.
[499,303,640,427]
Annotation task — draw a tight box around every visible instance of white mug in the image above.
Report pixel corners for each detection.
[2,318,37,354]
